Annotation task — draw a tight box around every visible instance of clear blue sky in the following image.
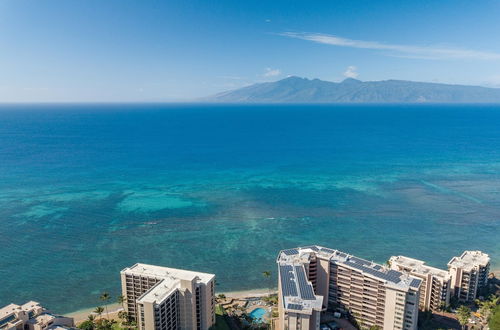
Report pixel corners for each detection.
[1,0,500,102]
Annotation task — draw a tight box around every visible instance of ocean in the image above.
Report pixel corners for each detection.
[0,103,499,313]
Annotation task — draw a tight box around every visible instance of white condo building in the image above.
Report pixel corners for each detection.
[389,256,451,311]
[121,263,215,330]
[277,246,421,330]
[447,251,490,302]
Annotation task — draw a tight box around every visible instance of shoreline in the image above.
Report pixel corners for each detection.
[64,268,500,323]
[65,288,276,323]
[66,303,123,324]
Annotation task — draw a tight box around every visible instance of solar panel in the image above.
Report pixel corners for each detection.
[410,278,421,288]
[321,248,335,254]
[344,260,403,284]
[388,270,401,277]
[294,266,316,300]
[279,265,298,297]
[287,303,303,311]
[303,245,319,252]
[282,249,299,256]
[350,256,370,266]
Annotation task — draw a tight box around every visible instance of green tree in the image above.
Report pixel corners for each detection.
[78,320,95,330]
[94,306,104,320]
[117,294,126,309]
[118,311,129,328]
[489,304,500,329]
[78,315,96,330]
[456,305,471,330]
[262,271,272,294]
[438,301,447,314]
[95,319,116,330]
[100,292,111,319]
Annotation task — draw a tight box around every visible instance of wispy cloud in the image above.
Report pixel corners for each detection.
[263,67,281,77]
[280,32,500,60]
[343,66,359,78]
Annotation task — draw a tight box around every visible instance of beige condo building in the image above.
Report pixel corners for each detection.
[277,246,421,330]
[389,256,451,312]
[120,263,215,330]
[447,251,490,303]
[0,302,74,330]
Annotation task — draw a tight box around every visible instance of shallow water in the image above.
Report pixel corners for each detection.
[0,104,499,313]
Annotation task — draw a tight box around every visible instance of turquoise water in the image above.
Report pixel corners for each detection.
[249,308,266,322]
[0,104,499,313]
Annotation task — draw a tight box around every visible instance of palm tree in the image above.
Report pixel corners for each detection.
[118,311,129,329]
[262,271,272,294]
[100,292,111,319]
[117,295,126,310]
[79,315,96,330]
[94,306,104,320]
[457,305,471,330]
[476,295,500,324]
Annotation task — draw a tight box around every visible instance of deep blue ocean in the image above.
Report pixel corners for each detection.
[1,104,499,313]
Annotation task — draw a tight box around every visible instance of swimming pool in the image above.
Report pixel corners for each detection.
[249,307,266,322]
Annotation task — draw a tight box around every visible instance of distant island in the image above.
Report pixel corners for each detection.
[202,76,500,103]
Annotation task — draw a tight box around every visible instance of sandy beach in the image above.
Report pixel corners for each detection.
[66,303,123,324]
[65,288,276,324]
[65,268,499,324]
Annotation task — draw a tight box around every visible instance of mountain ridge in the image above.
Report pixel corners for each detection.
[201,76,500,103]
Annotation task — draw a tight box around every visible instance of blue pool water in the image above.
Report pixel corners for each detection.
[0,104,499,313]
[249,308,266,322]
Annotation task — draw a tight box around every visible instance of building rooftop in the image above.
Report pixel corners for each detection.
[27,313,56,325]
[46,326,72,330]
[277,262,323,314]
[0,304,19,320]
[278,246,421,293]
[1,302,45,330]
[447,251,490,271]
[390,256,450,279]
[21,301,43,313]
[136,279,178,305]
[121,263,215,284]
[0,301,42,320]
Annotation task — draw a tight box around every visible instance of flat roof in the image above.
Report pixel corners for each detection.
[390,256,450,279]
[277,262,323,314]
[278,246,421,292]
[21,302,42,312]
[0,304,20,320]
[27,314,56,325]
[447,251,490,271]
[137,279,178,305]
[0,302,41,320]
[121,263,215,284]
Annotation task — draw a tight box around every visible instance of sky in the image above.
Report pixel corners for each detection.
[1,0,500,102]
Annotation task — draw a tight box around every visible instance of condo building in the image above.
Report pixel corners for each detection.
[120,263,215,330]
[277,246,421,330]
[0,302,74,330]
[447,251,490,302]
[389,256,451,311]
